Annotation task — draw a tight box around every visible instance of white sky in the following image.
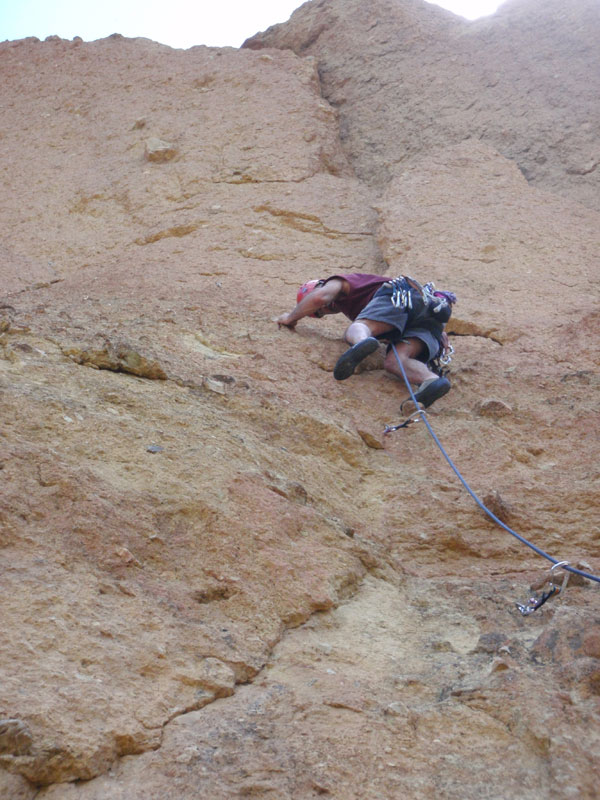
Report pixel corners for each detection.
[0,1,505,49]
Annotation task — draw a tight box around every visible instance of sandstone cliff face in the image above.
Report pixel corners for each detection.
[1,1,599,798]
[245,0,600,210]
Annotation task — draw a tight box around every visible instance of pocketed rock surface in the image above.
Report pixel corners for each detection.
[245,0,600,211]
[1,1,599,798]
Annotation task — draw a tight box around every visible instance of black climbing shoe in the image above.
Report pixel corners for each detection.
[412,376,451,408]
[333,337,379,381]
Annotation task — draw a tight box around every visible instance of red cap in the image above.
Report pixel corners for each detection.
[296,280,320,305]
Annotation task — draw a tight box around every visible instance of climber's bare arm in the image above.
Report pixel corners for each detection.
[276,279,344,329]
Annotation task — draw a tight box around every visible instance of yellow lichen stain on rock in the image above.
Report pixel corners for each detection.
[64,342,167,380]
[253,203,342,238]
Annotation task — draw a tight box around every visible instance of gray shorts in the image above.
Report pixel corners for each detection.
[356,286,443,363]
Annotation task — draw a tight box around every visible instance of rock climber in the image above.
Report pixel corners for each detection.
[276,273,456,409]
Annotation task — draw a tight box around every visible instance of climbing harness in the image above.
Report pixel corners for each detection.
[387,277,456,377]
[385,343,600,609]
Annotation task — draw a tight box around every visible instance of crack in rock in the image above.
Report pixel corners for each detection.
[253,203,372,238]
[135,222,204,245]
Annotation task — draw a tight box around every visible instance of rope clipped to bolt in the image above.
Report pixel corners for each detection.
[386,343,600,610]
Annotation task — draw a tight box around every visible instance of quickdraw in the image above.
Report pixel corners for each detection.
[516,586,559,615]
[385,342,600,598]
[389,277,413,311]
[383,409,425,434]
[516,561,571,616]
[438,343,454,367]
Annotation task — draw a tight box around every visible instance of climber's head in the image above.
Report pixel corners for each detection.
[296,280,323,317]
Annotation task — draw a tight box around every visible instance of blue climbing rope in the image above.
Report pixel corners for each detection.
[390,343,600,585]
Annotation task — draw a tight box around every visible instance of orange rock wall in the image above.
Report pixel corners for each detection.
[1,1,599,797]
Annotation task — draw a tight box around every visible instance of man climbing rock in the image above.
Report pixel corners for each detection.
[276,273,456,409]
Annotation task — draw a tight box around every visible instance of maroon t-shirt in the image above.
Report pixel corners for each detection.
[323,273,388,320]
